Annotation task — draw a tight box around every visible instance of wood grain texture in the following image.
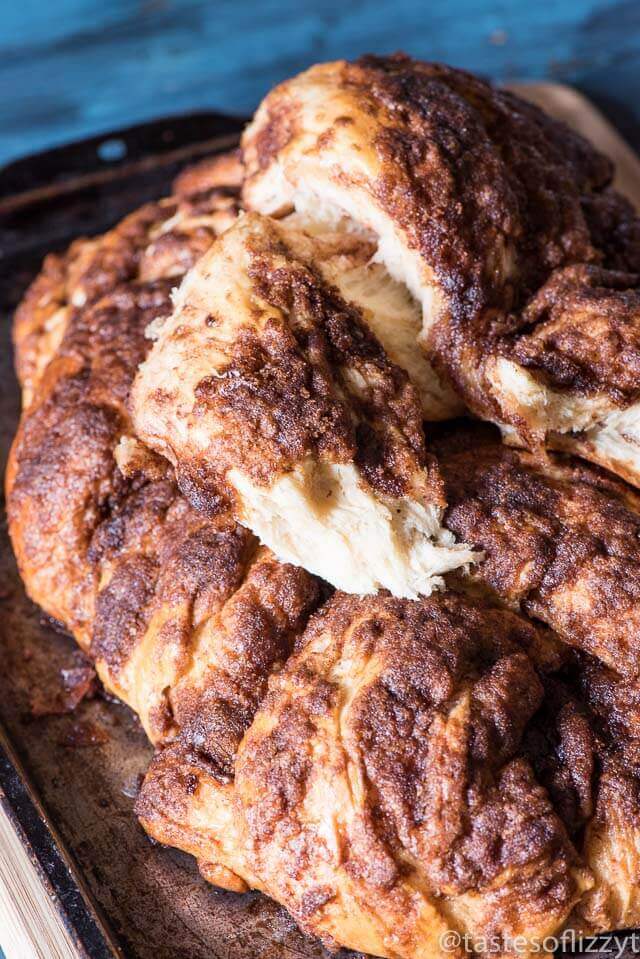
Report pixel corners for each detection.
[0,811,80,959]
[2,0,640,165]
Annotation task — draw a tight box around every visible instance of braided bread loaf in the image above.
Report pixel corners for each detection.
[8,57,640,959]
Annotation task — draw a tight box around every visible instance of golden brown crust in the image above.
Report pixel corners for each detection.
[9,275,175,642]
[132,212,442,504]
[8,184,228,640]
[440,451,640,932]
[507,265,640,404]
[7,157,323,753]
[435,422,640,677]
[242,593,549,892]
[139,591,590,957]
[137,581,640,944]
[12,183,241,408]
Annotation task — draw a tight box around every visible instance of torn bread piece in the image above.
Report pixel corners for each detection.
[131,212,475,597]
[243,54,640,487]
[242,55,476,420]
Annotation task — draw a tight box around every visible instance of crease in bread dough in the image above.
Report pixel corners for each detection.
[490,355,640,484]
[255,181,458,413]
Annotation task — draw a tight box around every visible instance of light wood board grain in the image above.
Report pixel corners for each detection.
[0,806,81,959]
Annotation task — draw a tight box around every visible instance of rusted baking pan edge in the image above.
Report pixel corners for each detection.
[0,724,122,958]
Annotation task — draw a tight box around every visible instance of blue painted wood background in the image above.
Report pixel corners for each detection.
[2,0,640,167]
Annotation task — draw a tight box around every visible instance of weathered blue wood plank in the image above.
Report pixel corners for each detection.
[1,0,640,165]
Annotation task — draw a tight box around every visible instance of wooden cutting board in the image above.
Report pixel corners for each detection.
[1,82,640,959]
